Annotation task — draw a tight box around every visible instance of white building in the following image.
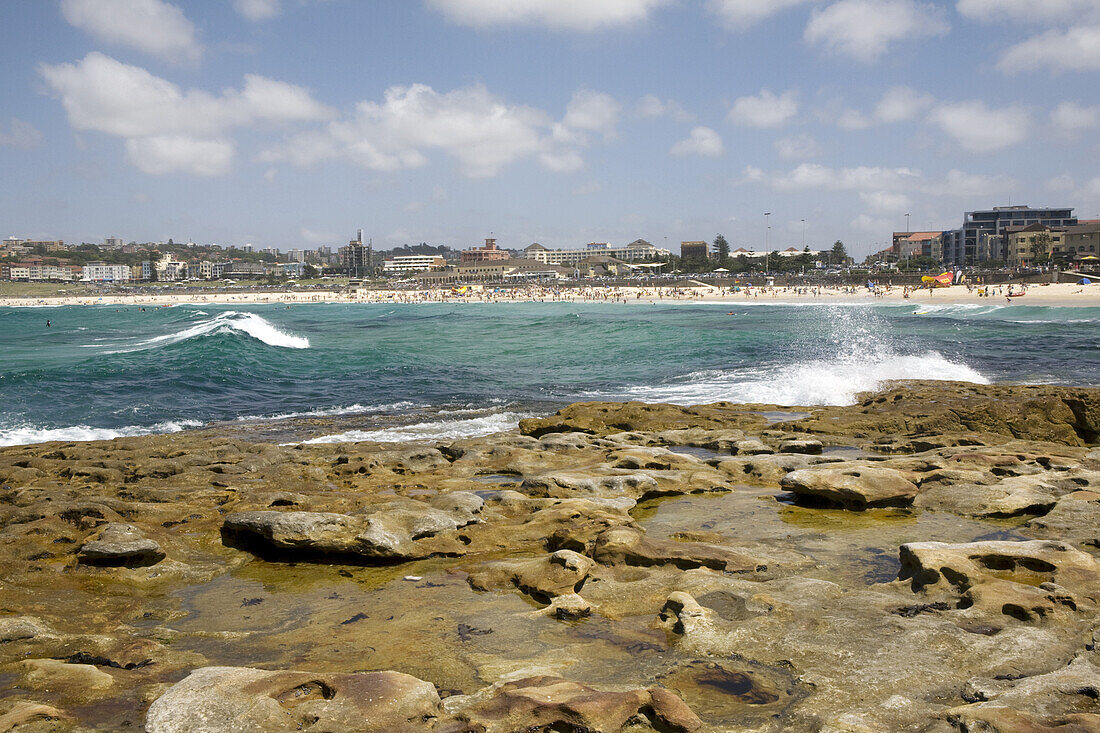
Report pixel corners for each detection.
[382,255,446,273]
[83,262,131,282]
[287,249,306,263]
[523,239,670,266]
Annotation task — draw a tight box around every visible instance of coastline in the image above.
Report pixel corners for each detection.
[1,382,1098,731]
[1,280,1098,308]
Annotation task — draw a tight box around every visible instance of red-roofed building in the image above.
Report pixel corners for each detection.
[461,238,510,264]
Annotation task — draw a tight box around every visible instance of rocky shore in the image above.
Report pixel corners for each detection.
[1,381,1099,732]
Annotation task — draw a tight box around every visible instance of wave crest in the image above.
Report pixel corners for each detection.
[106,311,309,353]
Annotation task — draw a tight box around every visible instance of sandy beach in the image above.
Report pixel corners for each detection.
[1,280,1097,308]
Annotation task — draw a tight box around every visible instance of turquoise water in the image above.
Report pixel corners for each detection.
[1,302,1097,446]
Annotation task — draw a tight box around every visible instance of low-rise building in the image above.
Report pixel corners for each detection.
[680,241,708,260]
[1005,224,1066,266]
[1063,222,1100,262]
[417,258,570,285]
[383,255,446,273]
[82,262,131,282]
[523,239,670,266]
[460,238,511,264]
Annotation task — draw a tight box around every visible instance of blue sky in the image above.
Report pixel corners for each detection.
[2,0,1099,257]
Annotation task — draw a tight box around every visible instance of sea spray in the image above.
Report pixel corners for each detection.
[1,302,1095,447]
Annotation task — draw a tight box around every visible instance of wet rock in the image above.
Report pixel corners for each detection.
[544,593,592,619]
[947,656,1100,732]
[145,666,441,732]
[519,471,660,500]
[519,400,761,438]
[0,701,69,731]
[781,465,920,508]
[0,616,56,644]
[592,527,766,574]
[442,675,701,733]
[656,659,804,728]
[77,523,165,567]
[779,438,823,455]
[467,549,594,602]
[221,502,470,561]
[734,439,773,456]
[1027,490,1100,546]
[15,659,115,696]
[898,540,1100,621]
[915,476,1060,518]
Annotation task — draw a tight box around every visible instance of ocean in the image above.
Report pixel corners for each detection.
[1,301,1097,447]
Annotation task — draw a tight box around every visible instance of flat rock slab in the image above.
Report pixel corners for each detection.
[78,523,164,567]
[441,675,701,733]
[780,466,919,508]
[221,504,469,561]
[898,539,1100,622]
[145,666,441,733]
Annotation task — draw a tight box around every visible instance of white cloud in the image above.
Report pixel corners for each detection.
[637,95,691,121]
[40,53,331,175]
[755,163,1015,198]
[859,190,911,213]
[937,169,1016,197]
[774,133,821,159]
[837,109,871,130]
[956,0,1100,25]
[928,101,1029,152]
[562,90,621,140]
[1046,173,1076,191]
[851,213,895,234]
[0,118,43,150]
[769,163,921,191]
[426,0,670,30]
[998,26,1100,73]
[234,0,281,21]
[60,0,201,63]
[262,83,611,178]
[670,126,724,157]
[1051,101,1100,134]
[727,89,798,128]
[873,86,936,123]
[804,0,950,62]
[125,136,233,175]
[707,0,817,28]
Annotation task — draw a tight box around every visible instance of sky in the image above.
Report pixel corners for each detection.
[2,0,1099,258]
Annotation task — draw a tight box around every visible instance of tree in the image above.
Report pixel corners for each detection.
[830,240,848,266]
[713,234,730,262]
[1030,232,1052,265]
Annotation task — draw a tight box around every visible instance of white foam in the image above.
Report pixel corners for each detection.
[235,401,418,422]
[105,311,309,353]
[613,351,988,407]
[298,411,533,444]
[0,420,204,447]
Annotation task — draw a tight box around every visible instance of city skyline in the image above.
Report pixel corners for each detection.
[2,0,1100,257]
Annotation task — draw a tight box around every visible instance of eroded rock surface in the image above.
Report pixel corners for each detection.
[0,381,1098,731]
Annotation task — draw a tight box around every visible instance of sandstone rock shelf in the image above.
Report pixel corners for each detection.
[0,381,1098,731]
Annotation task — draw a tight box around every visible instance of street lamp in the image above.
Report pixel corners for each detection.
[764,212,771,273]
[801,219,806,249]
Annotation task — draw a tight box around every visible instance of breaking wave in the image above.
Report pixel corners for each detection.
[298,411,534,444]
[0,420,204,448]
[614,351,988,407]
[105,311,309,353]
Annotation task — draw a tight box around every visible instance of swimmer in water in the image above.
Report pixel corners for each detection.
[46,320,51,327]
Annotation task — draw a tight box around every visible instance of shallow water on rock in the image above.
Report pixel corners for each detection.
[635,486,1029,587]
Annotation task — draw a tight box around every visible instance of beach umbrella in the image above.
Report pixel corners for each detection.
[1079,278,1092,285]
